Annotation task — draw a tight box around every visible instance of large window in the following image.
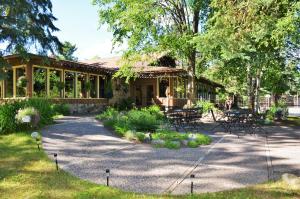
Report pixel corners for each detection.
[16,67,26,97]
[89,75,97,98]
[33,67,47,97]
[159,78,169,97]
[65,71,75,98]
[77,73,87,98]
[99,77,105,98]
[49,69,62,98]
[4,70,13,98]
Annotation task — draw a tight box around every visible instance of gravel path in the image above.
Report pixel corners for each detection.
[42,116,300,194]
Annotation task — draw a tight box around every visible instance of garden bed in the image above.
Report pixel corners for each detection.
[96,106,212,149]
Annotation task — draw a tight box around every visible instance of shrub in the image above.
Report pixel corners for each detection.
[51,104,71,116]
[136,132,146,142]
[164,140,181,149]
[0,101,24,134]
[195,133,212,145]
[15,107,40,128]
[266,100,289,121]
[124,130,136,140]
[187,140,199,148]
[195,100,215,113]
[144,105,164,120]
[127,109,158,132]
[153,130,188,141]
[96,107,118,121]
[25,98,54,125]
[115,98,135,111]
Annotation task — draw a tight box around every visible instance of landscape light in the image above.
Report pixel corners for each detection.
[190,174,195,194]
[54,153,58,171]
[31,132,40,151]
[106,169,110,186]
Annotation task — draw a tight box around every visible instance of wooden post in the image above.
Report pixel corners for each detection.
[46,68,50,97]
[13,67,16,98]
[26,63,33,97]
[96,76,100,98]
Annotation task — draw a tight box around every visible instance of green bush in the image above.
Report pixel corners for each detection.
[51,104,71,116]
[266,100,289,121]
[195,133,212,145]
[0,101,24,134]
[136,132,146,142]
[15,107,40,129]
[152,130,188,141]
[96,107,118,120]
[187,140,199,148]
[143,105,164,120]
[127,109,158,132]
[115,97,135,111]
[195,100,215,113]
[124,130,136,140]
[164,140,181,149]
[25,98,54,125]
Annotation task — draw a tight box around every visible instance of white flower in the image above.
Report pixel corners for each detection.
[22,116,31,123]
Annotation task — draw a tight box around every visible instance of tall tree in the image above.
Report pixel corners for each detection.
[0,0,62,78]
[93,0,211,104]
[58,41,78,61]
[196,0,300,111]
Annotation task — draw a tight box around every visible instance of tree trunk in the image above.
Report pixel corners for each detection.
[187,53,196,106]
[247,64,255,112]
[254,70,262,113]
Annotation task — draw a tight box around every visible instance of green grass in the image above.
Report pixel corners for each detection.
[1,133,299,199]
[282,116,300,127]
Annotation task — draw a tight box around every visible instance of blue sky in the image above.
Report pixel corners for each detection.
[52,0,125,60]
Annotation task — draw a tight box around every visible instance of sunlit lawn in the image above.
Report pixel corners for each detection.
[0,133,299,199]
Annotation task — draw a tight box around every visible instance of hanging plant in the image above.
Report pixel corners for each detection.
[56,81,65,90]
[17,76,28,88]
[84,81,92,92]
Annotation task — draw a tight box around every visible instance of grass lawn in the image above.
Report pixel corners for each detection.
[0,133,299,199]
[282,116,300,127]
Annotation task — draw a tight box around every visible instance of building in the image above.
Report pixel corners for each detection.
[1,54,223,112]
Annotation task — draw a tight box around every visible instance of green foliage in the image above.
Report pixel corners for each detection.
[194,133,212,145]
[127,109,158,132]
[143,105,164,120]
[114,97,135,111]
[15,107,40,129]
[135,132,146,142]
[0,98,57,134]
[16,76,28,88]
[195,100,215,113]
[164,140,181,149]
[96,107,119,120]
[58,41,78,61]
[25,98,54,126]
[51,104,71,116]
[266,100,289,121]
[187,140,199,148]
[152,130,188,141]
[0,101,24,134]
[124,130,136,140]
[1,0,62,75]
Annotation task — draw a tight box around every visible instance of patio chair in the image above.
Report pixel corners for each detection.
[210,109,231,133]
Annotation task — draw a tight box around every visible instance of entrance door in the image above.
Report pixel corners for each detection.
[146,85,154,105]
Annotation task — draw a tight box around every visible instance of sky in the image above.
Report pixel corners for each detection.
[52,0,125,61]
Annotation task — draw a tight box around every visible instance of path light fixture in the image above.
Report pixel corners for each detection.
[31,132,40,151]
[190,174,195,194]
[54,153,58,171]
[106,169,110,186]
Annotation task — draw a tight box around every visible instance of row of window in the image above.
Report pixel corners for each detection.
[0,66,106,99]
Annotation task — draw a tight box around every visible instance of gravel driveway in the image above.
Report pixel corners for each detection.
[42,116,300,194]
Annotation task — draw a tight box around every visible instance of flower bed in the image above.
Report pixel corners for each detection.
[96,106,212,149]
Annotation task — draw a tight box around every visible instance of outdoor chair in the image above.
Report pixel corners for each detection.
[210,109,231,133]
